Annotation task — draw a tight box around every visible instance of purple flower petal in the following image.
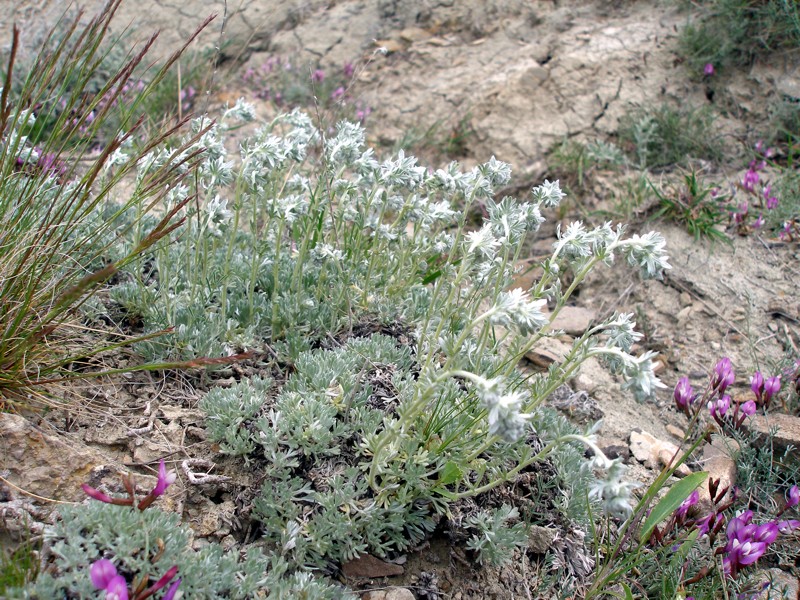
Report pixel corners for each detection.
[105,574,129,600]
[163,578,182,600]
[152,460,177,497]
[90,559,118,590]
[788,485,799,509]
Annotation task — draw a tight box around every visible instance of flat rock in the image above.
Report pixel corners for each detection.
[528,525,558,553]
[665,424,685,439]
[342,554,404,579]
[629,430,691,477]
[549,306,596,336]
[524,336,571,368]
[574,356,617,395]
[362,588,415,600]
[0,413,112,502]
[742,413,800,452]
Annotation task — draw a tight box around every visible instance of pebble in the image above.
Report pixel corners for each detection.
[342,554,404,579]
[665,424,685,439]
[362,588,415,600]
[629,430,692,477]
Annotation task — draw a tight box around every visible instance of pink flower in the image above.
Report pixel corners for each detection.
[105,575,129,600]
[739,400,756,417]
[90,559,118,590]
[343,62,355,78]
[787,485,799,509]
[152,460,177,497]
[777,519,799,533]
[695,512,724,536]
[163,578,182,600]
[766,195,778,210]
[312,69,325,83]
[764,376,780,397]
[330,86,345,101]
[704,63,715,76]
[673,376,695,412]
[742,168,759,192]
[676,490,699,519]
[712,358,734,393]
[752,214,764,229]
[709,395,731,419]
[90,560,129,600]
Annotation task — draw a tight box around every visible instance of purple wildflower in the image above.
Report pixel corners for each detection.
[343,62,355,78]
[90,560,118,590]
[704,63,715,76]
[750,371,764,396]
[766,195,778,210]
[777,519,799,533]
[311,69,325,83]
[696,512,724,537]
[709,395,731,420]
[331,86,345,101]
[739,400,756,417]
[712,358,734,393]
[787,485,799,509]
[152,460,176,497]
[90,560,128,600]
[163,579,182,600]
[677,490,700,519]
[742,167,759,192]
[673,376,695,412]
[751,522,779,545]
[752,214,764,229]
[105,575,129,600]
[763,376,780,405]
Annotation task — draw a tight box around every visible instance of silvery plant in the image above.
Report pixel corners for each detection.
[141,101,675,568]
[14,97,671,593]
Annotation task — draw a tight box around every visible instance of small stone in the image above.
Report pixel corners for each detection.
[528,525,558,553]
[629,430,691,477]
[574,356,616,394]
[362,588,415,600]
[743,413,800,452]
[676,306,693,322]
[399,27,430,42]
[524,337,570,368]
[666,424,685,439]
[374,39,404,54]
[600,444,630,461]
[342,554,404,579]
[679,292,692,307]
[550,306,596,336]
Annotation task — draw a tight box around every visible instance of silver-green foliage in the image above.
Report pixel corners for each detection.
[12,503,350,599]
[465,504,529,566]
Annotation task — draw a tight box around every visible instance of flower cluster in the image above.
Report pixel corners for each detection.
[672,357,776,432]
[750,370,781,409]
[241,55,370,123]
[91,559,180,600]
[728,141,785,234]
[719,510,799,578]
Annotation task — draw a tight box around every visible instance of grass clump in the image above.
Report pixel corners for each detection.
[618,103,723,170]
[678,0,800,73]
[0,0,217,406]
